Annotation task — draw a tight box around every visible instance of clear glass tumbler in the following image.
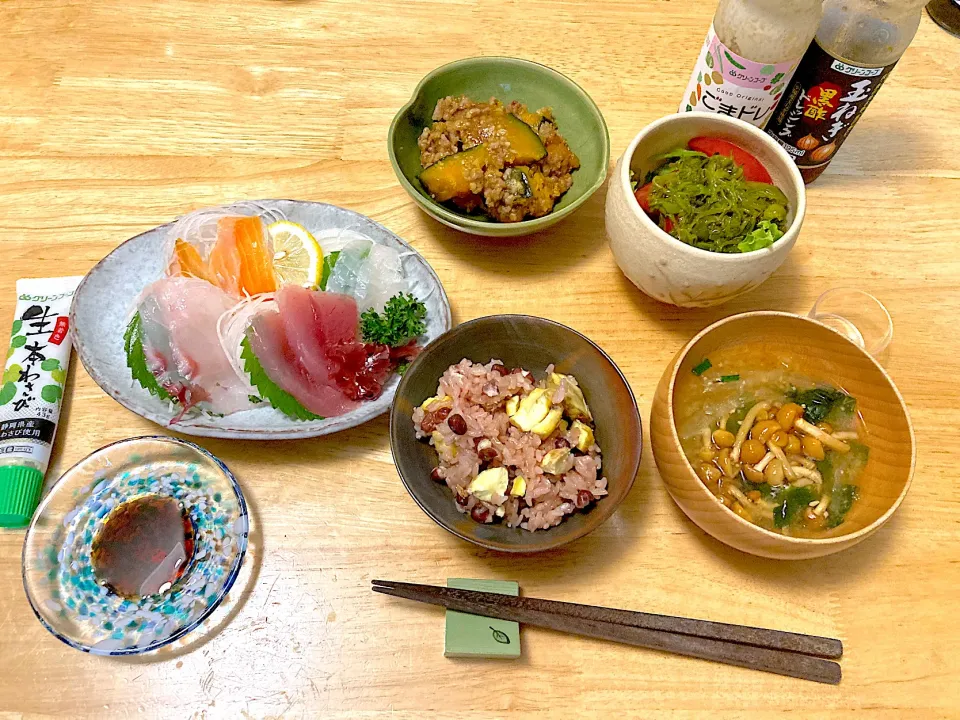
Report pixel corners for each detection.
[808,288,893,357]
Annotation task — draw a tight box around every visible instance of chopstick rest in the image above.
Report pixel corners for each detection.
[444,579,521,659]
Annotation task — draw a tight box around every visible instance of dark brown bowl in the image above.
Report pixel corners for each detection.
[389,315,642,552]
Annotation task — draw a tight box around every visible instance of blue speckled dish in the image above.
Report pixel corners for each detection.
[22,436,249,655]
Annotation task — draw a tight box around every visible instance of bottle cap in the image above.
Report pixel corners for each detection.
[0,465,45,528]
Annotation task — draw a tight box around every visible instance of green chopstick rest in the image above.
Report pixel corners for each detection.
[444,578,521,659]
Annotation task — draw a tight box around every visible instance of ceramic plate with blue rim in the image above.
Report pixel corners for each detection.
[22,436,249,655]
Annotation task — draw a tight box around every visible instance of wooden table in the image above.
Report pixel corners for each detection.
[2,1,958,716]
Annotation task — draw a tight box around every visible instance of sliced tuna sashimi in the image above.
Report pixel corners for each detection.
[136,277,251,416]
[275,285,360,391]
[246,308,359,418]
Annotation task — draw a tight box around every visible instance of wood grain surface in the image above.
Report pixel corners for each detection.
[1,0,958,717]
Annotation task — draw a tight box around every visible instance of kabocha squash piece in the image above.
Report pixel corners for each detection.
[452,111,547,165]
[419,145,489,202]
[498,114,547,164]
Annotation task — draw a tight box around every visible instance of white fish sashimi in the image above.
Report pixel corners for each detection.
[136,277,253,416]
[314,228,377,255]
[362,245,408,313]
[325,237,373,299]
[324,236,410,313]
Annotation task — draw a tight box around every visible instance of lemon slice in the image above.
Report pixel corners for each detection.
[267,221,323,289]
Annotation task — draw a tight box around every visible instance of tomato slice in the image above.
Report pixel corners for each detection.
[634,183,653,213]
[688,137,773,184]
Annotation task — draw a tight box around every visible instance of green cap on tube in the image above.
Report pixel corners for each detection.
[0,466,44,528]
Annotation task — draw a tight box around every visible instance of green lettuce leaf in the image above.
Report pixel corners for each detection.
[737,220,784,253]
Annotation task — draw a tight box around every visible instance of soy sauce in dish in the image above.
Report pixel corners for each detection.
[91,495,195,599]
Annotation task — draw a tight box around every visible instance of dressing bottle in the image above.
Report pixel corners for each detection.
[681,0,824,127]
[765,0,927,183]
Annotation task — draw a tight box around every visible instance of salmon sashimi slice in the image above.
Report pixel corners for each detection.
[168,239,216,284]
[208,216,278,298]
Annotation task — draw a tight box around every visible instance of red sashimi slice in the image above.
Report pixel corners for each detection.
[275,285,361,386]
[308,289,359,346]
[276,285,337,387]
[248,310,359,418]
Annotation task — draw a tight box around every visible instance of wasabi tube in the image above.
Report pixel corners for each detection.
[0,276,83,527]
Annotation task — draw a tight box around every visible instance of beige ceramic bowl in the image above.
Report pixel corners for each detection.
[650,312,915,560]
[605,113,806,308]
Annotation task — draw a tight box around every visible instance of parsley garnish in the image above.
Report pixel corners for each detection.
[359,293,427,347]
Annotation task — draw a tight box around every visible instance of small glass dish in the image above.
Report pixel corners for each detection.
[22,436,249,655]
[808,288,893,357]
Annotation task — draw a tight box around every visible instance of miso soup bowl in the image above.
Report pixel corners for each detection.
[605,113,806,308]
[650,312,914,560]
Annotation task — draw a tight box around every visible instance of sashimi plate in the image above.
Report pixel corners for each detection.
[72,200,452,439]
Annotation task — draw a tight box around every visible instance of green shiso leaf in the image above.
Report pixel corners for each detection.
[123,313,173,402]
[319,250,341,291]
[240,335,322,421]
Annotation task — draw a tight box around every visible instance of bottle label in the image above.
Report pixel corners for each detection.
[680,24,800,127]
[765,41,898,170]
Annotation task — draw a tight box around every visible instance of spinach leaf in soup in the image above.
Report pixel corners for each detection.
[818,441,870,496]
[787,385,856,425]
[724,401,754,435]
[741,478,775,499]
[773,485,818,529]
[827,484,860,529]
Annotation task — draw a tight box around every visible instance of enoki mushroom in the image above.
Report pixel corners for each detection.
[731,401,771,463]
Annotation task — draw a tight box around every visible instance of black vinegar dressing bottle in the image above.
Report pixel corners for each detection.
[765,0,927,183]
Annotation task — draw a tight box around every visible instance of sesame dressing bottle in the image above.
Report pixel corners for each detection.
[765,0,927,183]
[681,0,824,128]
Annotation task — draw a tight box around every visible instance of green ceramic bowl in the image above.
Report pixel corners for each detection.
[388,57,610,238]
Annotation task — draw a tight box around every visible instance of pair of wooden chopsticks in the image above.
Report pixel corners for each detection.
[372,580,842,684]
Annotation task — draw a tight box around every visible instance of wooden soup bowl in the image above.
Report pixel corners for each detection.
[650,312,915,560]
